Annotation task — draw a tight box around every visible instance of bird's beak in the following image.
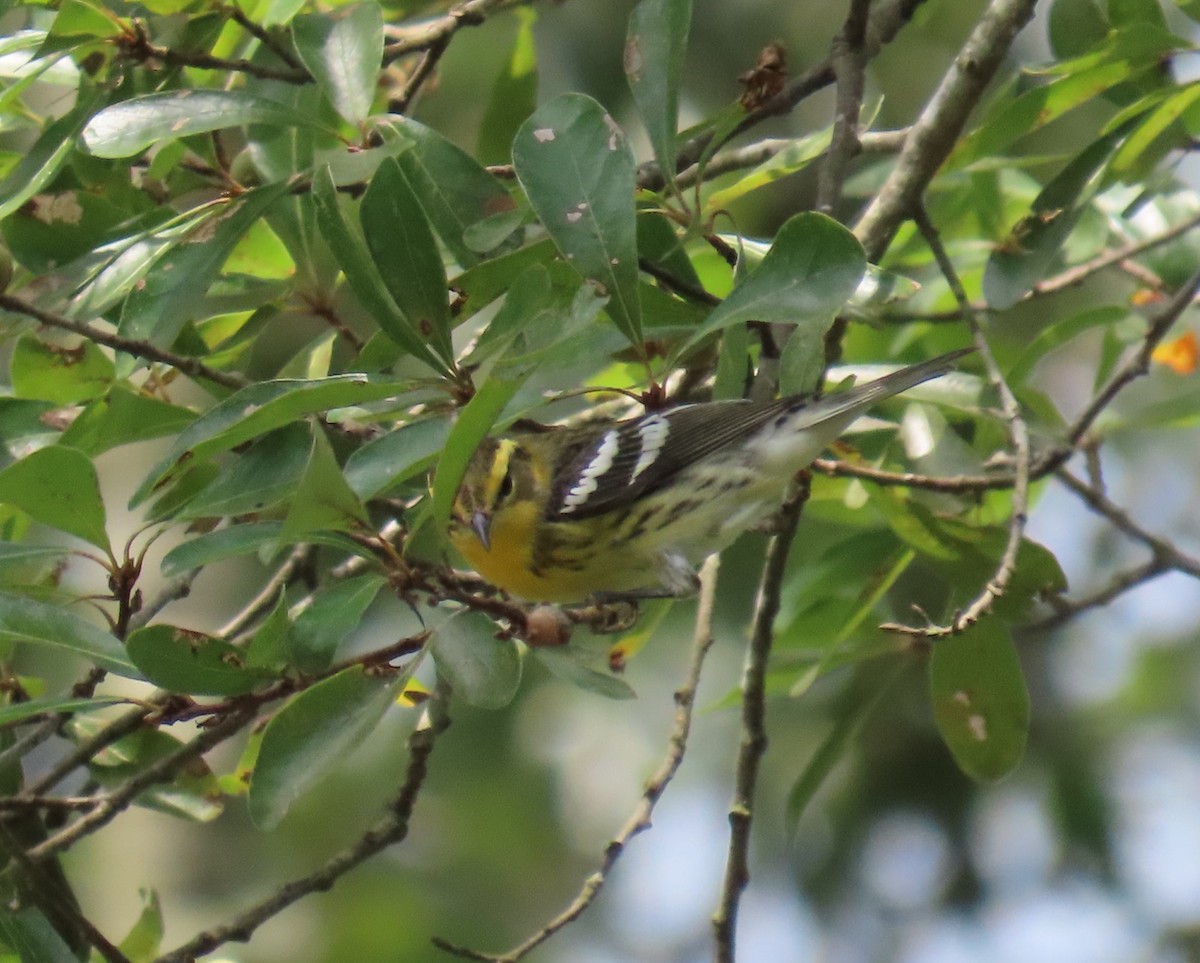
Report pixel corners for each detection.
[471,511,492,551]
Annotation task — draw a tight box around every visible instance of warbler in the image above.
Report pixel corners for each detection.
[450,349,971,603]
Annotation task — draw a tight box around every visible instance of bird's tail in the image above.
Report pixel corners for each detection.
[792,347,975,429]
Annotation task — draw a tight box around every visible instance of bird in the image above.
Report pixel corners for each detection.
[449,349,972,604]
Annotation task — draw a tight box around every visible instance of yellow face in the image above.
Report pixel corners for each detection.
[448,438,565,600]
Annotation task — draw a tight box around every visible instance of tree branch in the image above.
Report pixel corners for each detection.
[855,0,1040,260]
[712,483,808,962]
[0,294,248,391]
[383,0,521,61]
[153,684,451,963]
[1065,264,1200,448]
[880,206,1031,637]
[641,0,928,191]
[25,708,255,864]
[1054,469,1200,579]
[118,21,311,84]
[434,557,723,963]
[391,35,452,114]
[816,0,871,214]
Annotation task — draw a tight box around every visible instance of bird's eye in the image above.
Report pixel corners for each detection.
[497,469,515,502]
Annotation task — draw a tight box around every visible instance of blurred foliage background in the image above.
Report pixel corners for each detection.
[3,0,1200,961]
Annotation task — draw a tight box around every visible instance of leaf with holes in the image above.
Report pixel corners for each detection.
[930,620,1030,782]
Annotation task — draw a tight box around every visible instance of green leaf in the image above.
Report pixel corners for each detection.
[512,93,643,347]
[930,619,1030,782]
[344,417,450,499]
[778,317,826,396]
[81,723,223,821]
[310,165,451,373]
[159,521,362,578]
[58,387,195,457]
[249,664,401,830]
[674,213,866,361]
[0,543,71,569]
[786,663,904,835]
[625,0,692,188]
[0,399,56,459]
[868,488,961,561]
[1049,0,1109,60]
[1109,83,1200,181]
[360,157,454,361]
[0,694,127,727]
[130,375,410,507]
[0,446,109,551]
[0,592,138,677]
[478,7,539,166]
[176,423,312,520]
[246,592,290,670]
[844,264,922,319]
[1108,0,1168,30]
[1005,305,1127,385]
[47,0,124,39]
[637,210,701,287]
[81,91,331,158]
[951,55,1156,169]
[118,889,163,963]
[431,619,521,709]
[126,624,272,696]
[464,264,607,369]
[0,908,80,963]
[292,4,382,126]
[66,213,205,320]
[380,117,520,265]
[10,334,114,405]
[279,427,370,543]
[119,182,292,347]
[0,91,97,221]
[531,647,637,699]
[288,573,386,673]
[704,128,831,209]
[983,129,1126,309]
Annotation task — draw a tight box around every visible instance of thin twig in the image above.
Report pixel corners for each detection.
[25,708,255,864]
[220,3,307,72]
[24,706,154,797]
[153,684,451,963]
[644,0,929,191]
[1027,558,1166,632]
[879,207,1031,637]
[817,0,873,364]
[383,0,520,61]
[128,571,201,632]
[676,130,907,190]
[0,721,60,774]
[391,35,452,114]
[0,797,103,814]
[812,456,1018,491]
[1024,467,1200,631]
[0,294,248,391]
[1065,264,1200,448]
[712,484,808,962]
[816,0,871,214]
[119,22,310,84]
[882,210,1200,324]
[1055,469,1200,578]
[434,557,723,963]
[0,822,131,963]
[218,545,316,639]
